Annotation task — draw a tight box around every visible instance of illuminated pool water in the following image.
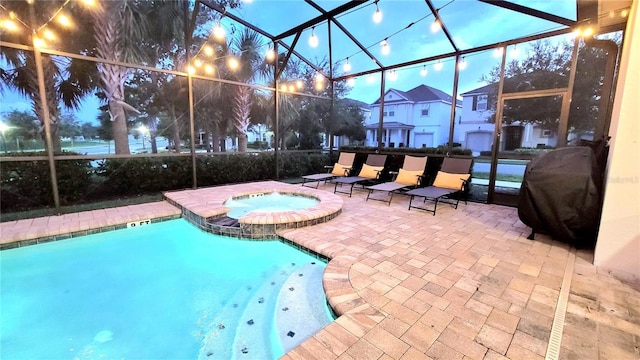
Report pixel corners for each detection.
[0,219,332,359]
[225,192,319,219]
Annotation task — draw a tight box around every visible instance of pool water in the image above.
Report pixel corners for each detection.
[0,219,332,360]
[225,192,319,219]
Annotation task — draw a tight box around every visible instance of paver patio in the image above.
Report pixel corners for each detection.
[1,180,638,360]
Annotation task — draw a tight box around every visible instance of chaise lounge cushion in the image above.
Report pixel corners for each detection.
[359,164,384,179]
[396,169,423,185]
[432,172,470,190]
[331,163,349,176]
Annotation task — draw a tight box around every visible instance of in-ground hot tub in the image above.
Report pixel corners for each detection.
[225,192,319,219]
[163,182,344,239]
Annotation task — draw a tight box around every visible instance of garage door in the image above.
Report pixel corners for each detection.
[414,133,434,148]
[466,131,492,153]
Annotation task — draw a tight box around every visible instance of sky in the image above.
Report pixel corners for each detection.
[0,0,578,124]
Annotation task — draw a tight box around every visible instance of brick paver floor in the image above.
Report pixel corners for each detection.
[1,181,638,359]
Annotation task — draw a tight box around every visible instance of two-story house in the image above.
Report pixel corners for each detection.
[365,84,461,148]
[459,77,566,155]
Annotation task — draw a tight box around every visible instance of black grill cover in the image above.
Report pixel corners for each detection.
[518,147,602,248]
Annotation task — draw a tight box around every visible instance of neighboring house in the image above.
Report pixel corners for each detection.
[365,84,461,148]
[459,74,570,155]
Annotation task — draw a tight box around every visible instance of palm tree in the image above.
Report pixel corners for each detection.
[226,29,266,152]
[85,1,151,154]
[1,1,94,152]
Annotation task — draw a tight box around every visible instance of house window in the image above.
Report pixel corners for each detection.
[421,108,429,116]
[476,95,488,111]
[388,111,395,117]
[541,129,552,137]
[383,111,388,116]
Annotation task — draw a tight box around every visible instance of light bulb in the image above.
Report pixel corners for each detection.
[387,70,397,81]
[288,84,295,92]
[510,46,520,58]
[194,59,202,67]
[621,9,628,17]
[434,61,443,71]
[308,27,318,48]
[343,58,351,72]
[296,80,303,89]
[430,19,441,33]
[380,40,390,55]
[420,65,428,77]
[187,65,196,75]
[3,19,19,32]
[493,47,504,58]
[33,37,46,48]
[214,22,225,39]
[347,77,355,87]
[281,84,287,92]
[458,58,467,70]
[582,27,594,37]
[43,29,56,41]
[315,73,324,83]
[372,5,382,23]
[266,48,275,61]
[227,57,239,70]
[315,82,323,91]
[57,14,72,27]
[204,64,214,75]
[204,46,214,56]
[366,74,375,84]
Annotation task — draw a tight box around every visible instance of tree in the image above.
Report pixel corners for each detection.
[2,110,40,142]
[479,39,612,135]
[0,1,95,152]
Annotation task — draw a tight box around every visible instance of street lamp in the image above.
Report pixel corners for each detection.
[0,121,9,154]
[137,124,149,151]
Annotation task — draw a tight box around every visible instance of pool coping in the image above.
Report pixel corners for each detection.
[163,181,344,239]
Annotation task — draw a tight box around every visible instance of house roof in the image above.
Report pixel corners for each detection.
[341,98,371,110]
[461,71,568,96]
[364,121,415,130]
[372,85,461,106]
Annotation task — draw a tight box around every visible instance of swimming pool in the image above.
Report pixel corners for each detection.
[0,219,333,359]
[225,192,319,219]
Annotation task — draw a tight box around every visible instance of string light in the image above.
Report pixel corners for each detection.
[387,70,397,81]
[380,39,390,55]
[2,19,19,32]
[458,57,467,70]
[343,58,351,72]
[510,45,520,58]
[493,47,504,58]
[213,21,226,39]
[372,1,382,23]
[308,26,318,48]
[366,74,375,84]
[187,65,196,75]
[280,84,288,92]
[265,47,275,61]
[434,60,443,71]
[430,11,441,33]
[204,64,215,75]
[193,58,202,67]
[420,65,428,77]
[80,0,95,7]
[43,29,56,41]
[296,80,304,89]
[204,45,214,56]
[57,14,72,27]
[621,9,628,17]
[227,56,239,70]
[347,77,355,87]
[288,84,295,92]
[33,37,46,48]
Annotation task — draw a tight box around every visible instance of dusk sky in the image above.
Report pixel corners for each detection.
[0,0,578,123]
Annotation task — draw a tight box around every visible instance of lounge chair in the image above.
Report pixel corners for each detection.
[365,155,428,205]
[405,157,473,215]
[301,152,355,188]
[332,154,387,197]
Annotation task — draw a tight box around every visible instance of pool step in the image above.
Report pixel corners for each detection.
[275,262,333,353]
[210,216,240,228]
